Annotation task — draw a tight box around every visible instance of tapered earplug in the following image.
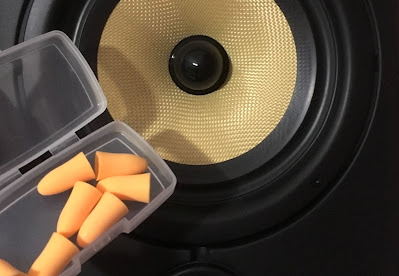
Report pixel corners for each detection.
[0,259,26,276]
[77,192,128,248]
[38,152,95,195]
[28,233,79,276]
[97,173,151,203]
[95,151,148,181]
[57,181,102,238]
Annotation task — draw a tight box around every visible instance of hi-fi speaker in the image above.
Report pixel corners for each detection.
[20,0,378,248]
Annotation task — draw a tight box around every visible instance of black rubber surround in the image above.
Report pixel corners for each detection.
[20,0,380,246]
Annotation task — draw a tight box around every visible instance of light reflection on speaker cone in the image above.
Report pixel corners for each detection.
[98,0,297,165]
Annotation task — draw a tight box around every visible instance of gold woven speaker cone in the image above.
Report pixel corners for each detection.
[98,0,297,165]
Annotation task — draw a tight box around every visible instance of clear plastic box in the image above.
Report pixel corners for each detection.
[0,31,177,275]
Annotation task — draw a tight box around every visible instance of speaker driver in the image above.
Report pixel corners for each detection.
[97,0,315,183]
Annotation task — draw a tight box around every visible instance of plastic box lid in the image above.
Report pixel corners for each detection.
[0,31,177,275]
[0,31,107,183]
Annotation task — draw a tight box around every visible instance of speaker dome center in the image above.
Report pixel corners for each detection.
[169,35,230,95]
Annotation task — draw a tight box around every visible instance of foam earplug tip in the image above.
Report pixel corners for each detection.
[38,152,95,196]
[0,259,26,276]
[77,192,128,248]
[97,173,151,203]
[57,181,102,238]
[95,151,148,181]
[28,232,79,276]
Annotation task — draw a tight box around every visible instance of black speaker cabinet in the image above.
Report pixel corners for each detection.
[1,0,399,275]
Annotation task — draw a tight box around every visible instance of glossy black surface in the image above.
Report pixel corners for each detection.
[169,36,229,95]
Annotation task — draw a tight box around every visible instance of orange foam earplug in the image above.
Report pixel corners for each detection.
[77,192,128,248]
[28,232,79,276]
[97,173,151,203]
[0,259,26,276]
[57,181,102,238]
[95,151,148,181]
[38,152,95,196]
